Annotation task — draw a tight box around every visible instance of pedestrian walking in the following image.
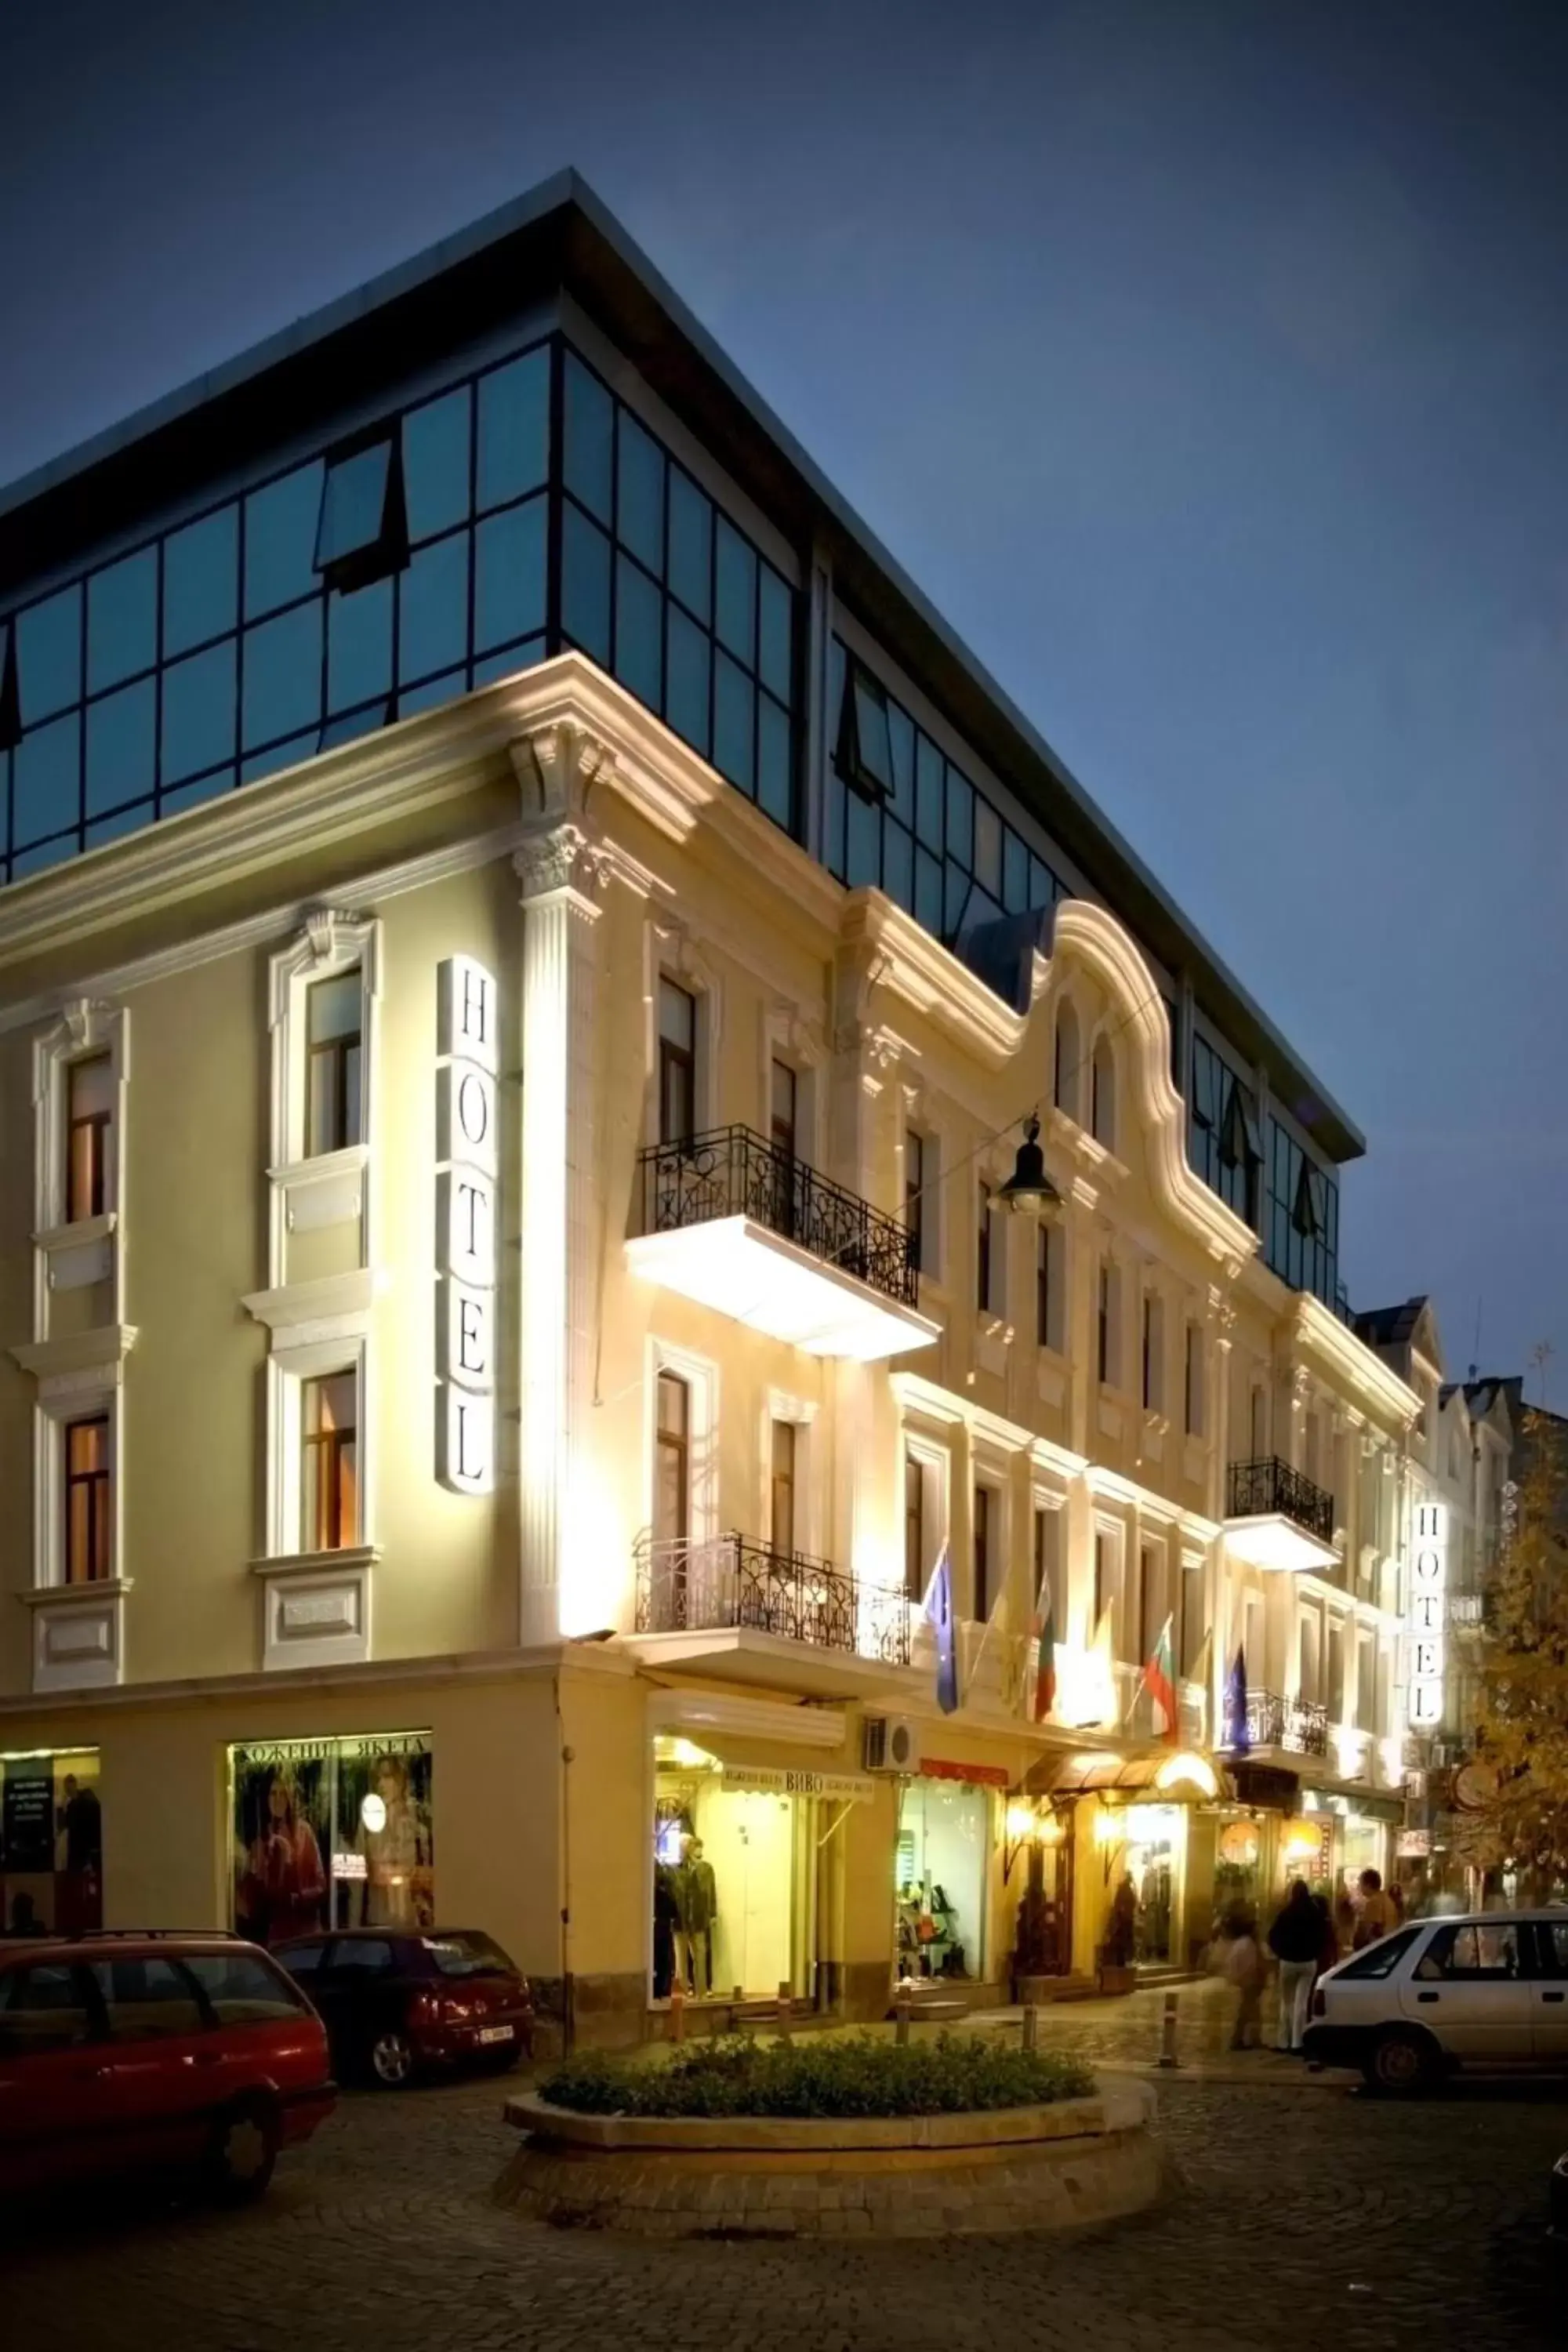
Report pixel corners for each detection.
[1352,1867,1399,1950]
[1221,1908,1265,2050]
[1268,1878,1320,2053]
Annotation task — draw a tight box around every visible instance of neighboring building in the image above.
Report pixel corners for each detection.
[0,174,1417,2033]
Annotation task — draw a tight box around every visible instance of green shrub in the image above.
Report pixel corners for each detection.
[539,2033,1094,2119]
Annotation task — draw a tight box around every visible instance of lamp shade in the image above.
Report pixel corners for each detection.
[997,1115,1060,1215]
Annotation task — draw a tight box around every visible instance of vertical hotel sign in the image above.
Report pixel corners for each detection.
[1406,1500,1446,1728]
[436,956,497,1493]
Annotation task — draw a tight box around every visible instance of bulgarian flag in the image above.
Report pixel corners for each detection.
[1140,1614,1178,1741]
[1029,1562,1057,1723]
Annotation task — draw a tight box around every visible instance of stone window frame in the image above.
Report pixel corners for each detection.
[266,909,382,1287]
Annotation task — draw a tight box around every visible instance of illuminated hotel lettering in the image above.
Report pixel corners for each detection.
[436,956,498,1494]
[1406,1500,1447,1728]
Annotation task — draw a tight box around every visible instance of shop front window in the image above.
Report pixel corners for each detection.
[1122,1802,1182,1965]
[230,1733,432,1947]
[0,1748,102,1937]
[895,1778,988,1983]
[652,1734,809,2002]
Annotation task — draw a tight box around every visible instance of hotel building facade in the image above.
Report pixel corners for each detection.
[0,175,1421,2038]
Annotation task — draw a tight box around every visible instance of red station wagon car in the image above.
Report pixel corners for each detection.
[0,1933,335,2201]
[274,1927,533,2086]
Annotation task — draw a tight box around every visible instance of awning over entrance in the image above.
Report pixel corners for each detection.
[1025,1748,1229,1802]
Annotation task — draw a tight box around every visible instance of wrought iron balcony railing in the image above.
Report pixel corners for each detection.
[1225,1455,1336,1548]
[1225,1688,1330,1757]
[633,1531,911,1666]
[637,1125,919,1310]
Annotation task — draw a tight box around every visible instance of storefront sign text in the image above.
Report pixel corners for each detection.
[1406,1501,1447,1729]
[719,1766,875,1803]
[918,1759,1011,1789]
[437,956,498,1494]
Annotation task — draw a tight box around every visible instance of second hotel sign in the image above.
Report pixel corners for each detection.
[436,954,499,1494]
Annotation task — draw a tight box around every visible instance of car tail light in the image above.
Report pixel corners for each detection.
[1311,1988,1326,2018]
[409,1989,441,2026]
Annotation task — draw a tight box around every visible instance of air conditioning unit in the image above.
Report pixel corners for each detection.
[863,1715,920,1773]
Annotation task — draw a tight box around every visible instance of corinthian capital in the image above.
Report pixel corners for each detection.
[514,822,611,902]
[512,721,617,823]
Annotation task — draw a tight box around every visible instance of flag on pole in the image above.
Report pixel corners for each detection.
[1091,1604,1119,1727]
[1138,1614,1178,1741]
[1029,1561,1057,1724]
[923,1543,960,1715]
[1223,1643,1249,1755]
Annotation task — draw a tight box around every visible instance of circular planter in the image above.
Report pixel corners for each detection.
[495,2079,1164,2238]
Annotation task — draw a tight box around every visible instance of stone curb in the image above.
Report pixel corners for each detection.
[506,2085,1146,2154]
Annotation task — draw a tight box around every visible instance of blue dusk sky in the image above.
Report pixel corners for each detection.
[2,0,1563,1392]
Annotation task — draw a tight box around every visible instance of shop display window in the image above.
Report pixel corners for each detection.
[1121,1802,1182,1964]
[230,1733,432,1947]
[652,1735,800,2002]
[0,1748,102,1937]
[895,1780,987,1981]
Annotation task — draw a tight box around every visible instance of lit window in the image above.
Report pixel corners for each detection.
[306,971,363,1157]
[836,661,895,800]
[64,1417,111,1585]
[314,436,408,593]
[302,1374,358,1552]
[65,1055,113,1223]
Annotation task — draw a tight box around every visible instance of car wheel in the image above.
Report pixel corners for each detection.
[207,2097,279,2201]
[369,2028,417,2089]
[1365,2029,1437,2096]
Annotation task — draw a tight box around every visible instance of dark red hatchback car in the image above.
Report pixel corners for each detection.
[0,1933,335,2201]
[273,1927,533,2087]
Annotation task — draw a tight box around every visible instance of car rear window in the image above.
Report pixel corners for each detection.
[183,1950,310,2023]
[423,1933,515,1978]
[275,1941,326,1976]
[1332,1927,1421,1981]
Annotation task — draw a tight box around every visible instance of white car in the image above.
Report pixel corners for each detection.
[1303,1910,1568,2092]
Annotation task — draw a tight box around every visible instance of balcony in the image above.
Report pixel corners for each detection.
[626,1126,940,1362]
[1226,1689,1330,1758]
[1223,1456,1338,1573]
[633,1532,911,1667]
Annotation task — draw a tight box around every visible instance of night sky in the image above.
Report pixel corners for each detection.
[3,0,1564,1391]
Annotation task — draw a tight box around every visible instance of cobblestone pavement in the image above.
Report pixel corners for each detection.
[3,2056,1563,2352]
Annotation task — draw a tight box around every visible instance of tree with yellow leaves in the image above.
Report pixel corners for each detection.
[1472,1406,1568,1900]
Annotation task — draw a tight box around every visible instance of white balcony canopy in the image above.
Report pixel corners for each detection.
[626,1216,940,1363]
[1222,1512,1338,1574]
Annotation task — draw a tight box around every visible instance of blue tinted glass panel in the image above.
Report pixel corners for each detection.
[563,354,613,526]
[403,390,470,542]
[477,349,549,512]
[85,677,155,814]
[163,506,238,657]
[1004,829,1029,912]
[245,462,325,619]
[1029,854,1054,909]
[161,768,235,818]
[85,802,153,850]
[847,787,880,889]
[316,444,392,569]
[758,567,792,704]
[17,586,82,724]
[713,652,754,793]
[825,770,847,879]
[714,519,756,667]
[13,713,80,844]
[757,693,791,832]
[12,835,78,878]
[328,579,393,713]
[617,412,664,575]
[946,766,975,867]
[561,505,611,666]
[242,602,323,748]
[241,731,316,786]
[914,735,943,851]
[974,796,1002,896]
[887,702,915,826]
[944,860,969,936]
[613,554,662,710]
[666,606,710,755]
[162,641,236,783]
[397,666,466,720]
[883,818,914,910]
[87,549,157,692]
[475,501,546,653]
[318,704,386,753]
[667,472,711,623]
[398,533,468,682]
[472,636,546,688]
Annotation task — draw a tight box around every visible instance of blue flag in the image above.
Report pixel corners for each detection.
[1224,1643,1249,1755]
[923,1542,960,1715]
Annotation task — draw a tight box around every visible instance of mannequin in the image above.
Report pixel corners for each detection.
[676,1832,718,1994]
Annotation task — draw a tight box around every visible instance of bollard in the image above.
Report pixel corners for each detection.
[1022,2003,1039,2053]
[668,1981,685,2044]
[895,1996,913,2047]
[1159,1989,1180,2069]
[777,1979,793,2040]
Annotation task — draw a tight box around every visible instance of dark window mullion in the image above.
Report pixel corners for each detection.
[546,336,564,656]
